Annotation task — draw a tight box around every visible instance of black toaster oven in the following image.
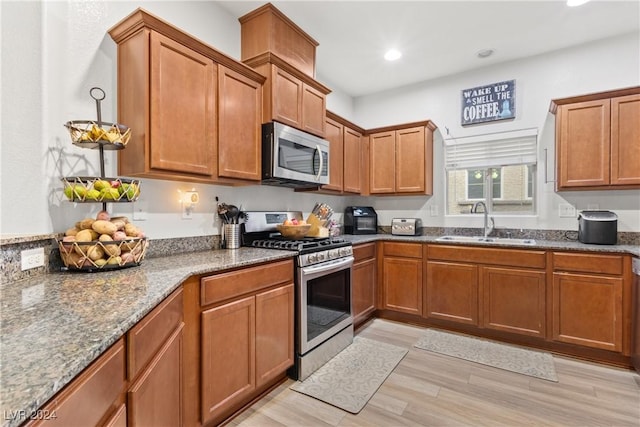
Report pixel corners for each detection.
[344,206,377,234]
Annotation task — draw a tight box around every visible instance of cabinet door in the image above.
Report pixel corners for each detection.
[382,256,422,315]
[28,340,126,427]
[557,99,610,189]
[128,324,184,427]
[552,272,623,351]
[369,131,396,193]
[353,257,376,323]
[271,65,303,128]
[322,117,344,191]
[218,65,262,181]
[426,261,478,325]
[255,284,294,387]
[301,83,326,137]
[150,32,216,177]
[395,126,425,193]
[343,127,362,194]
[201,296,255,424]
[611,94,640,186]
[481,267,546,338]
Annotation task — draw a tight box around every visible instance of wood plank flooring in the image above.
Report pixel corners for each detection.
[230,319,640,426]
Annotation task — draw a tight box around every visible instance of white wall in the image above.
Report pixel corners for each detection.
[0,1,355,239]
[1,2,638,239]
[352,32,640,232]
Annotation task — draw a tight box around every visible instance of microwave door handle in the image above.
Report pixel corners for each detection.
[315,145,323,182]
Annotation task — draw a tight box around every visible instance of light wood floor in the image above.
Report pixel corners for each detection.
[230,319,640,426]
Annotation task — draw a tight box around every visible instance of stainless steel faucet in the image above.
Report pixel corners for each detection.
[471,201,494,237]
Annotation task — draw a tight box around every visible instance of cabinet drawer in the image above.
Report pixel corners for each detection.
[128,288,183,380]
[553,252,623,275]
[201,259,294,306]
[428,245,545,269]
[28,339,125,427]
[353,242,376,261]
[383,242,423,258]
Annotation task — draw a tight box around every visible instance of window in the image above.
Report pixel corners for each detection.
[466,168,501,200]
[445,129,537,215]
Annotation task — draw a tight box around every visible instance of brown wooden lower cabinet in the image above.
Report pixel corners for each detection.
[552,272,623,351]
[128,324,184,427]
[26,338,126,427]
[481,266,546,337]
[127,288,184,427]
[198,260,295,426]
[352,242,377,325]
[381,242,423,316]
[201,296,256,423]
[425,261,478,325]
[103,404,127,427]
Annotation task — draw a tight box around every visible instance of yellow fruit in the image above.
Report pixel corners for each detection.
[90,124,103,140]
[99,188,120,201]
[104,130,120,142]
[93,180,111,191]
[85,189,100,200]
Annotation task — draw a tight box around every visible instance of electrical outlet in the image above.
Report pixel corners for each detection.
[21,248,45,271]
[182,205,193,220]
[558,203,576,218]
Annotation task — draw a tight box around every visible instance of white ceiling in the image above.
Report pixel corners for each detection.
[216,0,640,98]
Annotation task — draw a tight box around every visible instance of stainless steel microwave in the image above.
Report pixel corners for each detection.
[262,122,330,188]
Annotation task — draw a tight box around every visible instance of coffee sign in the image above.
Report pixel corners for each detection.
[461,80,516,125]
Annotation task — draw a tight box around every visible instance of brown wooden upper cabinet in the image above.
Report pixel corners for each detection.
[367,122,436,195]
[240,3,329,137]
[321,111,364,194]
[244,57,329,138]
[550,87,640,191]
[108,8,265,184]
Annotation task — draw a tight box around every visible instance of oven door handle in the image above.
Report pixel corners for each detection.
[301,256,354,277]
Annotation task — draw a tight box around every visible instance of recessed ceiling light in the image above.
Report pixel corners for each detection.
[567,0,590,6]
[476,48,495,59]
[384,49,402,61]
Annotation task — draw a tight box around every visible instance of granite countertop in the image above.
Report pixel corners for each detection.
[1,235,638,427]
[0,247,294,427]
[342,233,640,257]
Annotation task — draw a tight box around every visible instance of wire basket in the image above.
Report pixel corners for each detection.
[62,177,141,202]
[64,120,131,149]
[58,237,148,272]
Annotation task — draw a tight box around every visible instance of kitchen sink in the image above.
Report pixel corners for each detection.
[435,235,537,246]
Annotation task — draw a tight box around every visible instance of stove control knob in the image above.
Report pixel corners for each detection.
[307,254,317,263]
[316,252,325,262]
[339,247,350,256]
[329,249,338,259]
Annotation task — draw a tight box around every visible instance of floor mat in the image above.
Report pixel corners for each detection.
[414,329,558,382]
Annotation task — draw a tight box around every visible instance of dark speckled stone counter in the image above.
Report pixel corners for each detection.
[0,248,293,427]
[342,233,640,257]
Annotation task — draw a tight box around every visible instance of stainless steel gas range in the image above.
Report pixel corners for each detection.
[243,211,354,380]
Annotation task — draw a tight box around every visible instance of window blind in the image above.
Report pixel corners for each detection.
[445,128,538,170]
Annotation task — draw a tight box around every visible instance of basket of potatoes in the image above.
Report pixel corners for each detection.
[58,210,148,271]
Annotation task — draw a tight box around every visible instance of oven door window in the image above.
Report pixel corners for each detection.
[306,269,350,342]
[278,138,328,178]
